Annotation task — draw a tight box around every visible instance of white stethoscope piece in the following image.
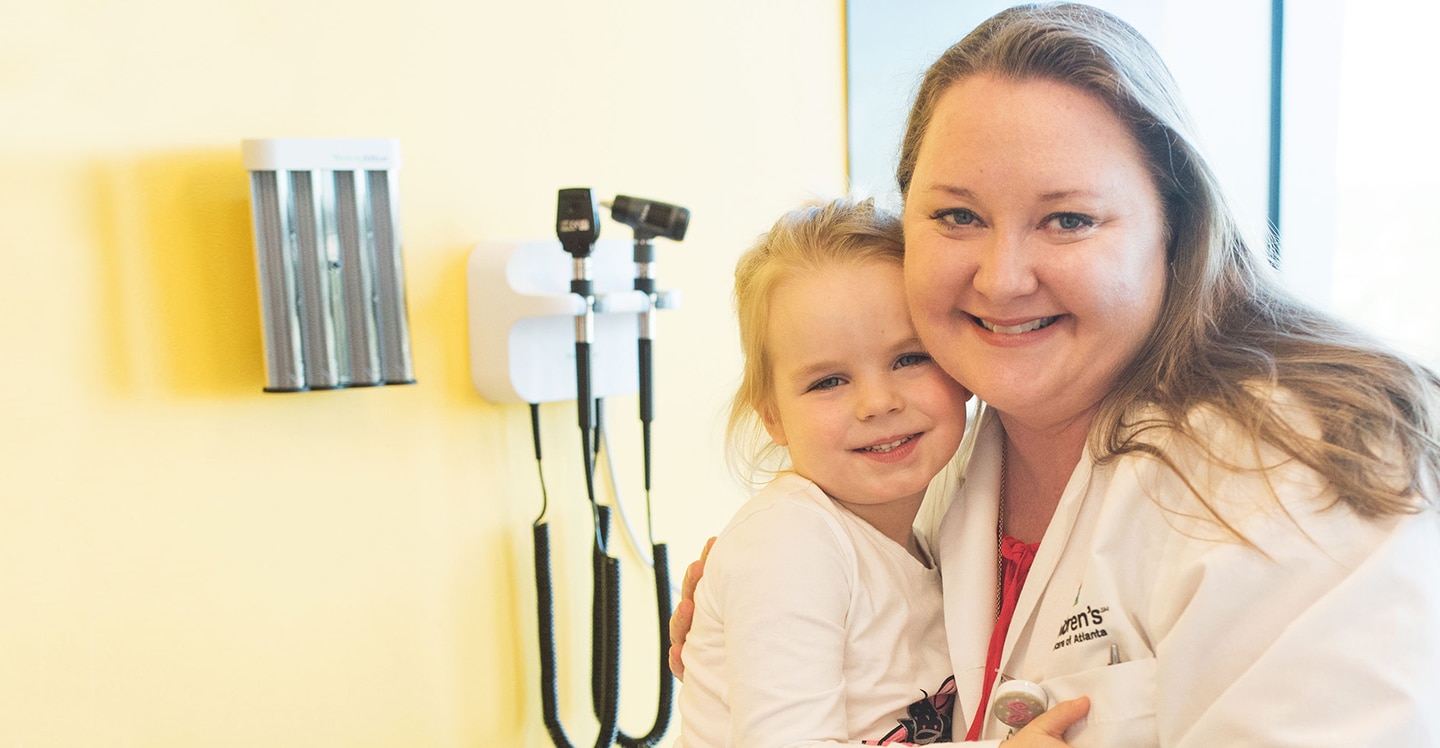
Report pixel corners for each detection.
[991,679,1049,729]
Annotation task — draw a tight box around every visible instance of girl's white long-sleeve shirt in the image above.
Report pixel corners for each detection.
[676,473,955,748]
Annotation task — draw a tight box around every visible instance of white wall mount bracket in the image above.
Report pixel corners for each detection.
[467,239,681,404]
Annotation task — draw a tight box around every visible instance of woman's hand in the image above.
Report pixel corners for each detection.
[667,537,716,680]
[1000,697,1090,748]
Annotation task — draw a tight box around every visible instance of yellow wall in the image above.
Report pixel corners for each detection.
[0,1,846,745]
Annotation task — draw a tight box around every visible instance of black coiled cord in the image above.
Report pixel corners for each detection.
[531,403,622,748]
[615,541,674,747]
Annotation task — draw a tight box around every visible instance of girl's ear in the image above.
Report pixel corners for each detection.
[759,401,788,447]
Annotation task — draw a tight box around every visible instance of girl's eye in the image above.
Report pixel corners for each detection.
[931,208,980,227]
[808,376,844,392]
[1047,212,1095,231]
[895,353,930,369]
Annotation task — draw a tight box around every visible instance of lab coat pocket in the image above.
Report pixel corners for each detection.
[1041,657,1157,748]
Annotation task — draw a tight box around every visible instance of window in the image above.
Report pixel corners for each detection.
[1327,1,1440,367]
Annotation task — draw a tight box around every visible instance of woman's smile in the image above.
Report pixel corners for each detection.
[974,315,1061,335]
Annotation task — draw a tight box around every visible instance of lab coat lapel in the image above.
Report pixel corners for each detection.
[999,442,1096,679]
[942,411,1005,733]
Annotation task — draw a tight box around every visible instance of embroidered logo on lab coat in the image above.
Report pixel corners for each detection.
[1052,604,1110,651]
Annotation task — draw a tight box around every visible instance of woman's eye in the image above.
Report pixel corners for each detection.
[1047,212,1095,231]
[895,353,930,369]
[932,208,980,227]
[808,376,844,392]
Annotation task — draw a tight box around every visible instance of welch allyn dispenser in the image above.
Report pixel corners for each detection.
[242,137,416,392]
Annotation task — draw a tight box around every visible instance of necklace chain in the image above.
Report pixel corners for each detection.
[996,437,1007,616]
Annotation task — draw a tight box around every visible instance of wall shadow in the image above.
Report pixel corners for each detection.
[92,150,274,399]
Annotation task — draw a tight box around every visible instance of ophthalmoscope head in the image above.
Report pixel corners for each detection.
[556,187,601,258]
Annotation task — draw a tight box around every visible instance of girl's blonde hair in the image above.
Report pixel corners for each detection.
[726,197,905,485]
[898,2,1440,518]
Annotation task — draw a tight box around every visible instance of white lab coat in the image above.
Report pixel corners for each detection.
[937,403,1440,747]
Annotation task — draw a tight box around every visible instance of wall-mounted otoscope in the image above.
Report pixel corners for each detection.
[606,195,690,243]
[603,195,687,748]
[603,195,690,496]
